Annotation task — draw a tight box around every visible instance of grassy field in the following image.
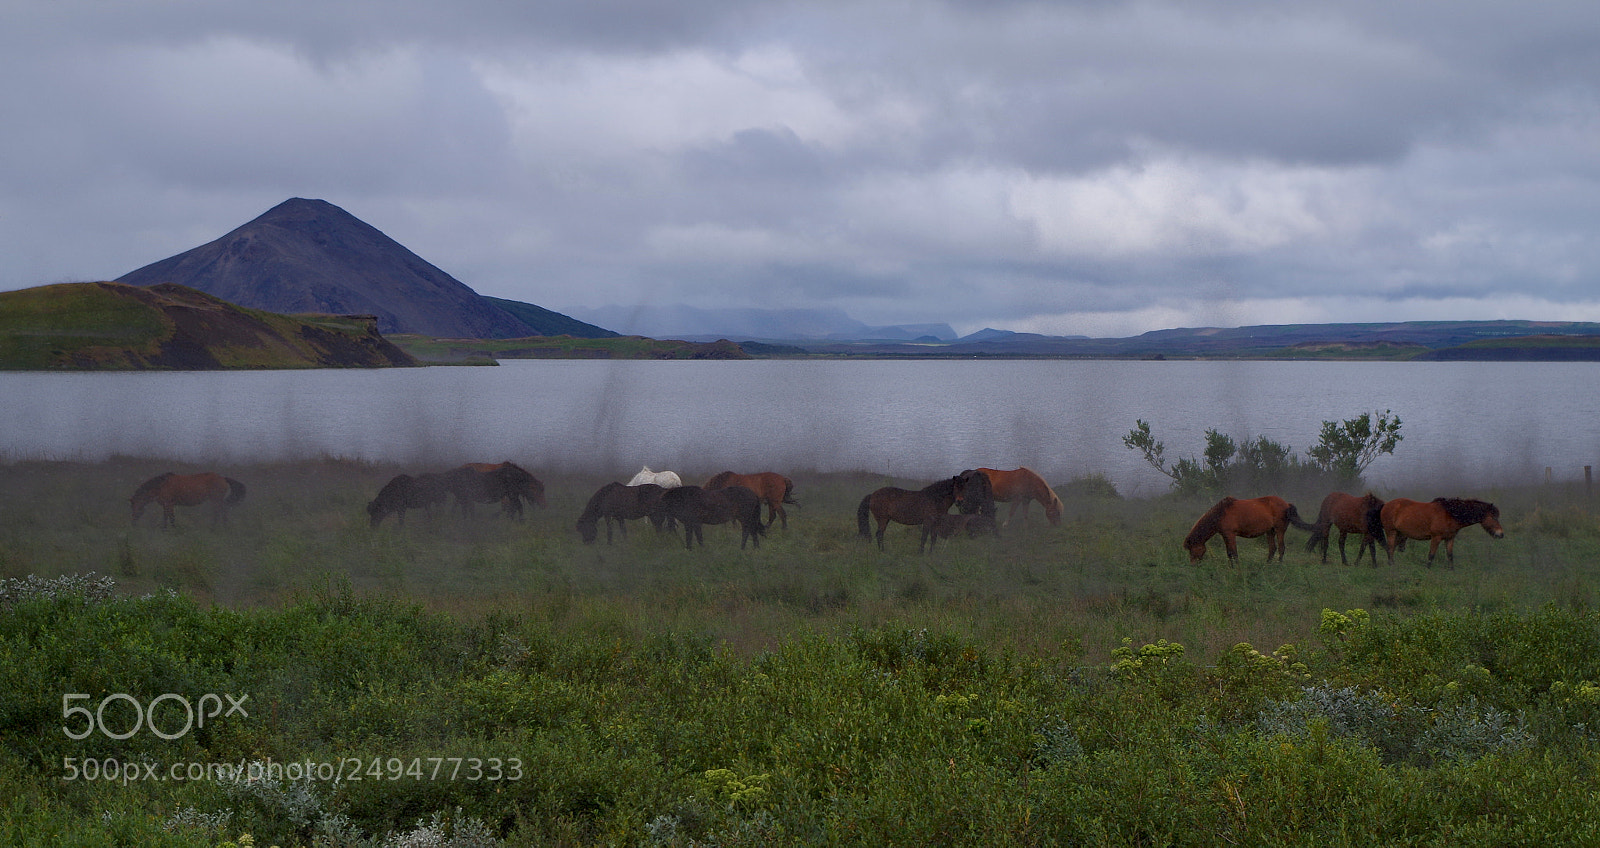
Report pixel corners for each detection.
[3,458,1600,845]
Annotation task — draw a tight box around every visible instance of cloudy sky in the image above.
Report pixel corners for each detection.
[3,1,1598,337]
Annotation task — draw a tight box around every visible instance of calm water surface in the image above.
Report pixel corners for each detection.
[3,360,1597,493]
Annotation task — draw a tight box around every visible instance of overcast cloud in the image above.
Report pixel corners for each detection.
[3,1,1598,336]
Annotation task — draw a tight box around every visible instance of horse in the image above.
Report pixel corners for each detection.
[366,473,449,528]
[1376,497,1504,567]
[627,466,683,488]
[927,511,999,541]
[969,467,1063,526]
[1303,491,1386,566]
[1183,495,1316,563]
[704,471,798,529]
[856,477,961,552]
[575,482,669,544]
[129,472,246,528]
[955,469,999,526]
[443,462,545,519]
[651,485,765,549]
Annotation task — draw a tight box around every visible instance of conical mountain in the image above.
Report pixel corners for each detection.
[117,198,607,339]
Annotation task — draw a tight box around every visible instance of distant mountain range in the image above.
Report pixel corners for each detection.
[567,304,958,342]
[767,321,1600,360]
[117,198,615,340]
[50,195,1600,362]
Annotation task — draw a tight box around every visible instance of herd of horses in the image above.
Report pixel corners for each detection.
[1183,491,1505,567]
[125,465,1506,566]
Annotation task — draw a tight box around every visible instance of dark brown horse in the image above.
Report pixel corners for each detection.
[927,511,999,541]
[1304,491,1386,566]
[704,471,798,529]
[1183,495,1315,563]
[575,482,668,544]
[367,473,449,528]
[1377,497,1504,567]
[129,472,246,528]
[442,462,545,519]
[856,477,960,552]
[968,467,1062,525]
[953,467,992,534]
[651,485,765,549]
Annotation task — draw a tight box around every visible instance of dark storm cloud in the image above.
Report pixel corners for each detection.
[3,0,1599,334]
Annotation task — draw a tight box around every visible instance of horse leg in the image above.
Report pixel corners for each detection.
[1222,531,1239,563]
[875,518,889,551]
[1426,537,1442,567]
[162,503,176,529]
[1336,530,1349,565]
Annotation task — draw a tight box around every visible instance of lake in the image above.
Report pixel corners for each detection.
[3,360,1597,495]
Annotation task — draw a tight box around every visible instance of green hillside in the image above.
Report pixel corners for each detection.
[0,282,417,369]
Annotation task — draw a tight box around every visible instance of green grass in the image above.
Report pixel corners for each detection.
[4,459,1600,845]
[389,334,749,362]
[0,283,169,368]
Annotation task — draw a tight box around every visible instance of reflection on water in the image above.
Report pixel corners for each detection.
[3,360,1598,493]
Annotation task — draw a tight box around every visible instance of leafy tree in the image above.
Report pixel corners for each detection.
[1305,410,1403,481]
[1125,412,1403,494]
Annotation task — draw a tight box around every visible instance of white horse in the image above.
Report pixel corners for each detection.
[627,465,683,488]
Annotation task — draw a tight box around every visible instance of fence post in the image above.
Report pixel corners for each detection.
[1587,465,1593,499]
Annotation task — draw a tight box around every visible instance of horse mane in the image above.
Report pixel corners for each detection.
[922,477,959,498]
[131,472,175,498]
[1183,496,1236,547]
[1032,468,1064,518]
[1434,497,1498,524]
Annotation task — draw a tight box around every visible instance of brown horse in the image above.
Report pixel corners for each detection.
[1304,491,1386,566]
[856,477,960,552]
[130,472,246,528]
[704,471,798,529]
[1377,497,1504,567]
[575,482,669,544]
[1183,495,1315,563]
[443,462,545,519]
[970,467,1063,525]
[651,485,765,549]
[367,473,449,528]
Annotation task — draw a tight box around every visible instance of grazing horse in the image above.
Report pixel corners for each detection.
[130,472,246,528]
[1183,495,1315,563]
[628,466,683,488]
[856,477,961,552]
[651,485,765,549]
[575,482,668,544]
[1304,491,1387,566]
[954,469,1000,535]
[705,471,798,529]
[367,473,449,528]
[1377,497,1504,567]
[443,462,545,519]
[970,467,1063,526]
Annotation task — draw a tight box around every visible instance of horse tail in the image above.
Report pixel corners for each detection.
[856,494,873,539]
[782,478,799,505]
[224,477,247,505]
[1285,503,1316,532]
